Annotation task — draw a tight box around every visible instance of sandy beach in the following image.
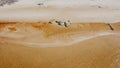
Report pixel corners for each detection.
[0,7,120,23]
[0,0,120,68]
[0,22,120,68]
[0,0,120,23]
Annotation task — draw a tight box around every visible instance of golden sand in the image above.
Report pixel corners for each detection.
[0,22,120,68]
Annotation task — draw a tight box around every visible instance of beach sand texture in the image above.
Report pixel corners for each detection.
[0,22,120,68]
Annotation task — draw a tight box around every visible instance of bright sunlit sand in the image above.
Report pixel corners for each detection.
[0,0,120,68]
[0,22,120,68]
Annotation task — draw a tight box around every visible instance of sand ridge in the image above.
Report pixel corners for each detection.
[0,22,119,47]
[0,22,120,68]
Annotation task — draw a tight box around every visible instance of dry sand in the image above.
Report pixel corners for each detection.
[0,22,120,68]
[0,0,120,68]
[0,6,120,23]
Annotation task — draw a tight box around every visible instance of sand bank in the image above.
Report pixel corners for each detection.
[0,22,120,68]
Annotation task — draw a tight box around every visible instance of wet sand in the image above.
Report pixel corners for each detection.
[0,22,120,68]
